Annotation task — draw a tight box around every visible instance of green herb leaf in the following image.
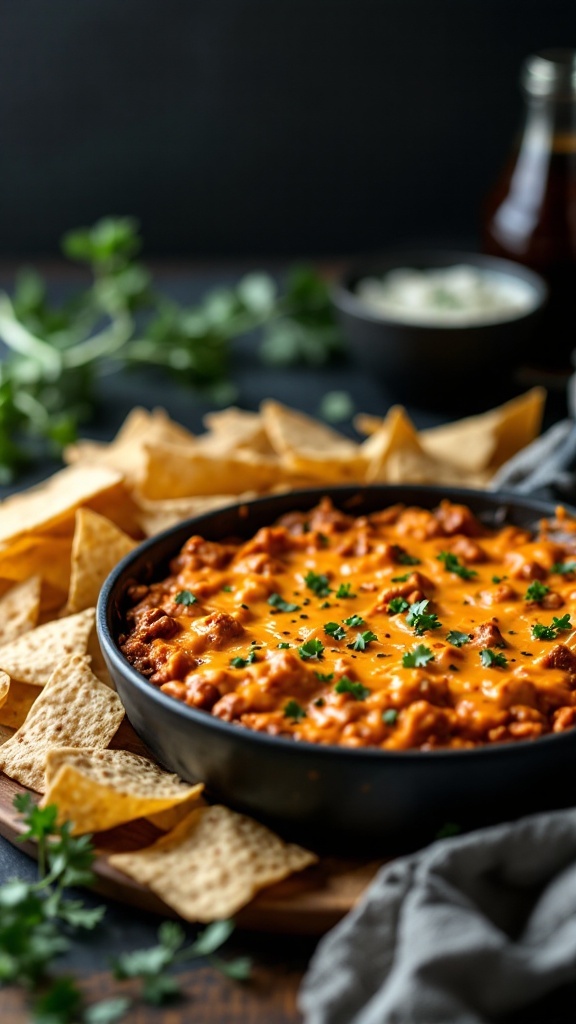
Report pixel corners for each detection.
[335,582,356,598]
[551,560,576,576]
[391,573,411,583]
[174,589,197,606]
[315,671,334,682]
[402,644,435,668]
[405,599,441,635]
[382,708,399,725]
[436,551,478,580]
[229,650,257,669]
[283,700,306,721]
[552,613,572,631]
[446,630,470,647]
[334,676,370,700]
[531,623,557,641]
[388,597,409,614]
[268,592,300,613]
[480,648,508,668]
[277,641,291,648]
[304,571,332,597]
[298,638,324,660]
[393,547,421,566]
[84,997,133,1024]
[343,614,365,627]
[324,621,346,640]
[524,581,550,603]
[349,630,378,651]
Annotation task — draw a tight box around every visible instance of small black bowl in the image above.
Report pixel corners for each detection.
[97,485,576,855]
[332,250,548,412]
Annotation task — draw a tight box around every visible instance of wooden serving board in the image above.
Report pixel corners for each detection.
[0,721,383,935]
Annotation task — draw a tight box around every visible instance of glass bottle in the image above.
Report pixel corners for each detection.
[482,50,576,368]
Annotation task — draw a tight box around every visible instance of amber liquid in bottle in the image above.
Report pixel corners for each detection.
[482,50,576,369]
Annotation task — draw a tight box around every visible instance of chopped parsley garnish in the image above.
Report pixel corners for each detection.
[531,623,556,641]
[393,547,421,566]
[532,614,572,641]
[298,638,325,660]
[436,551,478,580]
[388,597,409,614]
[335,582,356,598]
[334,676,370,700]
[382,708,398,725]
[324,621,346,640]
[304,571,332,597]
[491,575,507,584]
[391,573,411,583]
[174,589,197,605]
[320,601,331,609]
[524,581,550,603]
[349,630,378,651]
[405,599,441,635]
[267,592,300,613]
[343,614,365,627]
[446,629,470,648]
[222,585,233,592]
[402,644,435,668]
[480,648,508,668]
[315,671,334,682]
[230,650,257,669]
[277,642,291,648]
[551,560,576,576]
[284,700,306,721]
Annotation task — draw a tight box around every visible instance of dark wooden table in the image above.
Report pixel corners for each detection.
[0,262,570,1023]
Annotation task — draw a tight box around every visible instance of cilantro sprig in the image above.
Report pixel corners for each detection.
[335,583,356,598]
[550,560,576,576]
[532,614,572,641]
[324,621,346,640]
[405,599,441,636]
[349,630,378,651]
[334,676,370,700]
[436,551,478,580]
[304,571,332,597]
[283,699,306,721]
[524,581,550,603]
[268,592,300,613]
[402,644,435,668]
[446,630,470,648]
[298,638,325,660]
[174,590,197,606]
[480,648,508,668]
[2,795,250,1019]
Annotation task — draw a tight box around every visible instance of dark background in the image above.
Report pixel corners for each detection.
[0,0,574,259]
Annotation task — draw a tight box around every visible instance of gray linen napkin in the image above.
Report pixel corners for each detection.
[299,809,576,1024]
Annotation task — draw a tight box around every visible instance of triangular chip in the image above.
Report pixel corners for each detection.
[0,464,125,547]
[41,748,203,834]
[64,407,195,487]
[0,654,124,792]
[0,576,41,646]
[109,803,317,922]
[0,678,38,730]
[200,408,274,455]
[66,509,136,614]
[134,494,240,537]
[0,537,73,593]
[140,443,282,500]
[261,400,366,482]
[0,608,94,686]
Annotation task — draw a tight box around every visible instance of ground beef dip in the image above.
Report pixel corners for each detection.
[119,498,576,750]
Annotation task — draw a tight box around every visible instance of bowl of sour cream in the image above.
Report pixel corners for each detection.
[332,251,547,411]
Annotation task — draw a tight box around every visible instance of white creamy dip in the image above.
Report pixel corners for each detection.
[356,264,539,326]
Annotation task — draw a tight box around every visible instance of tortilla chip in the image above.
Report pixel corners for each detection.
[0,465,125,547]
[65,407,195,487]
[140,443,282,500]
[109,803,317,922]
[0,608,94,686]
[41,747,203,834]
[0,678,38,730]
[66,509,136,613]
[0,576,41,646]
[134,494,240,537]
[0,654,124,792]
[0,670,9,711]
[421,387,546,473]
[0,536,73,593]
[261,400,366,482]
[201,408,274,455]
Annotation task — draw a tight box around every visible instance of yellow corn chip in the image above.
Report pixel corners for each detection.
[0,678,38,730]
[109,803,317,922]
[140,443,282,500]
[0,576,41,646]
[261,400,366,482]
[41,747,203,834]
[0,608,94,686]
[65,407,195,487]
[66,509,136,613]
[134,493,240,537]
[0,654,124,792]
[201,407,274,455]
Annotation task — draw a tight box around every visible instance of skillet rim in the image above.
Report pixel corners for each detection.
[97,483,576,765]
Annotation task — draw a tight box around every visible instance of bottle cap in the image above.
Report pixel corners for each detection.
[523,49,576,100]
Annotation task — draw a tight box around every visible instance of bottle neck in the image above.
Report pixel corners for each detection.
[522,92,576,154]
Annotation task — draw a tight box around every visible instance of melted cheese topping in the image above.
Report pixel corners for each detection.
[120,499,576,750]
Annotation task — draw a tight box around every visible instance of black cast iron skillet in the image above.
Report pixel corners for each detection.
[97,485,576,855]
